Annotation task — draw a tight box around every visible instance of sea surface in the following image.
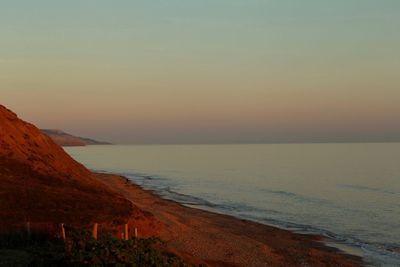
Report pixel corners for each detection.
[66,143,400,266]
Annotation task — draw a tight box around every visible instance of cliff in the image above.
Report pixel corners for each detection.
[0,105,130,225]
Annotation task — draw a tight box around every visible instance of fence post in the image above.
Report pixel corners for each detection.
[124,224,129,240]
[61,223,66,241]
[92,223,98,240]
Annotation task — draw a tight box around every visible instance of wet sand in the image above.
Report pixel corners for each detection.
[96,173,363,267]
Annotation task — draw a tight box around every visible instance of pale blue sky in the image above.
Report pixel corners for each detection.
[1,1,400,143]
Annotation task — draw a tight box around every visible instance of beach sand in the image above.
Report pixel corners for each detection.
[96,173,363,267]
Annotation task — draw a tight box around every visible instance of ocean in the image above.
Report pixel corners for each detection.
[66,143,400,266]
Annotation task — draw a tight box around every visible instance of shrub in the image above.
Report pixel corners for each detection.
[0,227,196,267]
[66,228,187,267]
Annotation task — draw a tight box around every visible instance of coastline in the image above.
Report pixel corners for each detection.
[96,172,364,267]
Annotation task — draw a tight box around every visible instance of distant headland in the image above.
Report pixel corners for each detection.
[41,129,111,147]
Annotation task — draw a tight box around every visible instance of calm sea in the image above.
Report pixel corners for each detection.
[66,143,400,266]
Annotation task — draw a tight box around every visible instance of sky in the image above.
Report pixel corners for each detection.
[1,0,400,144]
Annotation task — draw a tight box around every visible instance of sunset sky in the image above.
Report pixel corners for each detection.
[2,1,400,144]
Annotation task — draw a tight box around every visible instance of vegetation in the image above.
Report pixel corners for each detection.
[0,229,66,266]
[0,227,193,267]
[67,228,186,266]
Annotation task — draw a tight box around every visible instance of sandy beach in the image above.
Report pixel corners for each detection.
[96,173,363,267]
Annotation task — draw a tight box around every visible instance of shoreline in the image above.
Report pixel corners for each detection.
[96,172,364,267]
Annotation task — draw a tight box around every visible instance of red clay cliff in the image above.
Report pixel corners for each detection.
[0,105,131,225]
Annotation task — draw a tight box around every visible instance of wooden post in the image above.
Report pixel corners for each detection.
[61,223,66,241]
[92,223,98,240]
[124,224,129,240]
[134,227,138,238]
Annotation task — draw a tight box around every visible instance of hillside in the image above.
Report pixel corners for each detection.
[0,105,130,225]
[41,129,110,146]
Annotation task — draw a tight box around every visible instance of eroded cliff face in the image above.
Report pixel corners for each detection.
[0,105,132,224]
[0,105,94,182]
